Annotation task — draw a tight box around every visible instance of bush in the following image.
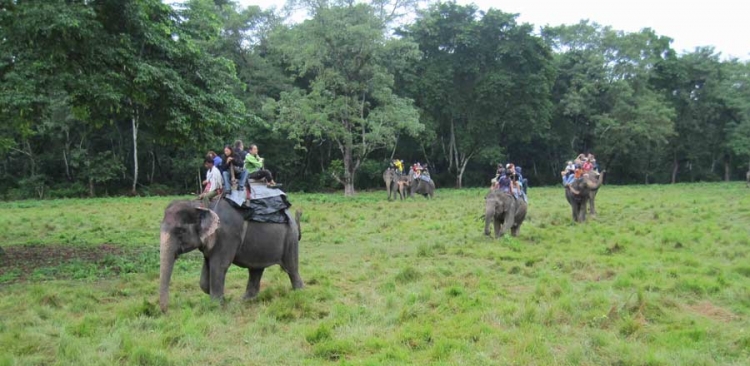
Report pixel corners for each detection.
[47,182,88,199]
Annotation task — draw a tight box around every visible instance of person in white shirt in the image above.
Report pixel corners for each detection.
[200,156,223,207]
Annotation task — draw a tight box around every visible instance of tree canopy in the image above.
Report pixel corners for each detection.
[1,0,749,199]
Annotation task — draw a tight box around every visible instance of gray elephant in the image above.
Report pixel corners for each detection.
[565,171,604,222]
[484,190,527,238]
[383,168,410,201]
[410,173,435,199]
[159,199,303,312]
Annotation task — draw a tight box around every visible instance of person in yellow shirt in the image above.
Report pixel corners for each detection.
[392,159,404,174]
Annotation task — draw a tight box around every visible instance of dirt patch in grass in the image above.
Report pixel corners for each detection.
[688,301,739,323]
[0,244,147,283]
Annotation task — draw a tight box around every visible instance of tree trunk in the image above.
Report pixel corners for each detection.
[149,151,156,184]
[724,156,730,182]
[131,105,139,195]
[710,154,717,175]
[343,144,355,197]
[63,149,71,181]
[455,154,474,189]
[88,177,95,197]
[671,154,679,184]
[389,135,399,160]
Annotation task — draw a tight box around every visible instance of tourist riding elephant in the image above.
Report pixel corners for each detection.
[565,171,605,222]
[410,174,435,199]
[484,190,527,238]
[159,199,303,312]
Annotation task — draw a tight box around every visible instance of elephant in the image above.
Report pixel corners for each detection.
[565,171,605,223]
[484,190,527,238]
[383,168,409,201]
[395,176,411,200]
[410,174,435,199]
[159,199,303,312]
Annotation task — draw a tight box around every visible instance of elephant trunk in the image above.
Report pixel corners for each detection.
[484,205,494,236]
[159,230,177,313]
[567,185,581,196]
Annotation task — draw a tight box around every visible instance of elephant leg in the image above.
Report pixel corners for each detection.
[281,254,304,290]
[199,257,210,295]
[208,257,230,302]
[484,210,493,236]
[288,269,304,290]
[243,268,265,300]
[577,201,587,222]
[503,209,515,237]
[494,217,503,238]
[385,177,393,201]
[511,224,520,237]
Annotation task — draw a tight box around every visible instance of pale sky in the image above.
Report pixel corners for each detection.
[233,0,750,60]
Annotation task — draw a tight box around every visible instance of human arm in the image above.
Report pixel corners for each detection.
[245,154,263,170]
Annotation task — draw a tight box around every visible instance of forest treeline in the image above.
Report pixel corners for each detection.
[2,0,749,199]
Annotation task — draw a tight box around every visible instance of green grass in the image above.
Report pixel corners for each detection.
[1,183,749,365]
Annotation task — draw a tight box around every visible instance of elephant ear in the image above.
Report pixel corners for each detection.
[196,207,220,250]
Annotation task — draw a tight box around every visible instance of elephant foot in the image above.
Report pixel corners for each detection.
[242,292,259,301]
[209,295,226,306]
[290,276,305,290]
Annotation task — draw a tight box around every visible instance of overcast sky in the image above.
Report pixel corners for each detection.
[229,0,749,60]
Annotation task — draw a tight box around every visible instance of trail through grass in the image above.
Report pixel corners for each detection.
[1,183,749,365]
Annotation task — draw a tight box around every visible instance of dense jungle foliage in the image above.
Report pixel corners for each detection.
[2,0,750,198]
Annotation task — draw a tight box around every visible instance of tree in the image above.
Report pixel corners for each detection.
[93,0,245,194]
[403,3,555,187]
[265,3,422,196]
[543,21,676,182]
[722,60,750,174]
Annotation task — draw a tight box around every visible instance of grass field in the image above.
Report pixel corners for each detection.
[1,183,749,365]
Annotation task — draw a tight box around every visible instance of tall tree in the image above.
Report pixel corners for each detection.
[93,0,245,194]
[403,2,555,187]
[265,3,422,196]
[543,21,676,182]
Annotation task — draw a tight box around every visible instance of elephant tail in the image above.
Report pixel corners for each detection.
[295,210,302,241]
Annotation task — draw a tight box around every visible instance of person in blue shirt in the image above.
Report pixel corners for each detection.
[208,151,222,170]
